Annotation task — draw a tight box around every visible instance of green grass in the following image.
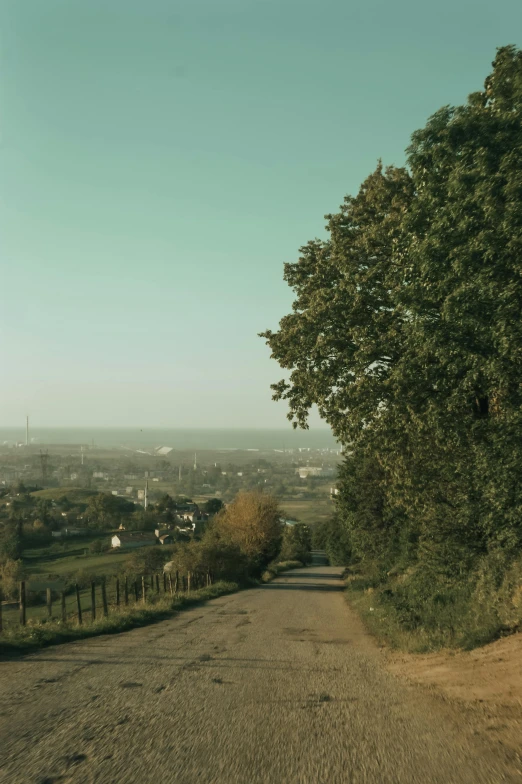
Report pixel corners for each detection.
[261,560,305,582]
[281,498,333,525]
[1,540,152,629]
[344,582,437,653]
[0,581,239,656]
[1,568,129,629]
[23,544,127,579]
[343,570,507,653]
[30,487,98,503]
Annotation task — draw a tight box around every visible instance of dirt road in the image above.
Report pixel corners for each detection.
[1,564,521,783]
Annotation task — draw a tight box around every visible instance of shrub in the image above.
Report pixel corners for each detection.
[0,558,24,600]
[279,523,312,564]
[212,491,283,575]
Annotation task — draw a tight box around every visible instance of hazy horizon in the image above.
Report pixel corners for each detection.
[0,425,338,450]
[2,0,521,428]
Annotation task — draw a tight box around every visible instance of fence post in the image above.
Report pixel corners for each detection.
[61,591,66,622]
[150,574,154,590]
[142,576,146,604]
[46,588,53,619]
[155,574,160,593]
[75,584,82,625]
[101,580,108,618]
[116,578,120,608]
[0,583,3,633]
[174,570,179,594]
[163,573,167,593]
[168,574,173,595]
[124,577,129,606]
[91,582,96,621]
[19,581,26,626]
[134,580,139,603]
[187,572,191,593]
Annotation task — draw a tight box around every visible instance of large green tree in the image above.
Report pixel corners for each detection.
[261,47,522,640]
[261,163,413,447]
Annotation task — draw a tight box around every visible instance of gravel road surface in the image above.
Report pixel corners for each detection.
[1,563,520,783]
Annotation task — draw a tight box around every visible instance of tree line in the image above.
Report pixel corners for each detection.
[262,46,522,647]
[0,489,313,600]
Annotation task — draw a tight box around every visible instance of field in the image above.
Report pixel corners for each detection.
[2,578,123,629]
[2,537,139,630]
[281,494,334,526]
[23,538,127,579]
[30,487,98,503]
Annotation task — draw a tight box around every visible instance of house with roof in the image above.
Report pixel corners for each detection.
[111,532,156,549]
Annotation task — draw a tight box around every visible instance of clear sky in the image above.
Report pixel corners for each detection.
[2,0,521,428]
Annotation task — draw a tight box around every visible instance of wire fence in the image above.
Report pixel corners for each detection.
[0,570,213,633]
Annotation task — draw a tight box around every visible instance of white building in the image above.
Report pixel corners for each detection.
[297,467,335,479]
[111,533,156,549]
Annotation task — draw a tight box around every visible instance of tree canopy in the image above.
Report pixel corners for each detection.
[213,491,283,573]
[262,46,522,646]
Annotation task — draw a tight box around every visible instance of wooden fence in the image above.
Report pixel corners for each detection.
[0,569,213,633]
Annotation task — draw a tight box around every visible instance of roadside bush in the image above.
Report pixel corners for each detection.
[278,523,312,565]
[69,568,92,589]
[121,545,174,581]
[262,560,303,582]
[164,532,250,585]
[212,491,283,575]
[0,558,24,600]
[312,516,351,566]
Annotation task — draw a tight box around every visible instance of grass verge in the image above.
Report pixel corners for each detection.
[0,581,238,657]
[344,568,518,653]
[261,560,304,582]
[344,579,438,653]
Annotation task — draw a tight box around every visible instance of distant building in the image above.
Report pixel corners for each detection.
[111,533,156,549]
[155,446,173,456]
[155,527,172,538]
[297,467,335,479]
[180,510,208,525]
[175,525,194,535]
[52,527,87,538]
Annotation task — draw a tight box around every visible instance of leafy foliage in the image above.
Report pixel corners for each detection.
[0,559,24,600]
[279,523,312,564]
[85,493,135,529]
[213,491,283,574]
[262,47,522,646]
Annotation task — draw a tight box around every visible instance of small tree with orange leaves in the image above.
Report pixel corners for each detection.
[213,491,283,575]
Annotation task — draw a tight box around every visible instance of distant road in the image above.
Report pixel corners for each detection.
[1,564,518,783]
